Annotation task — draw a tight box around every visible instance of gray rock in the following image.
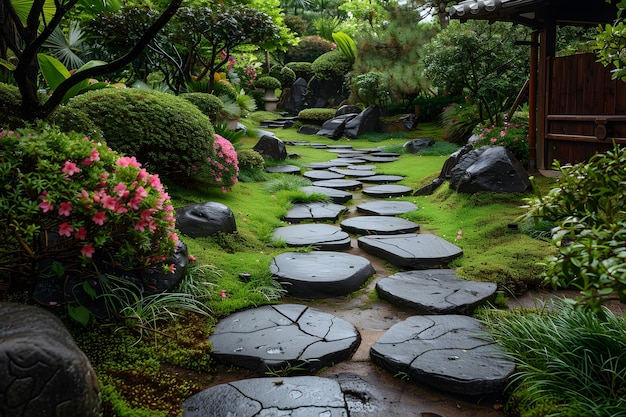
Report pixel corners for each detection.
[344,105,382,139]
[285,77,308,115]
[329,168,377,177]
[376,270,497,314]
[327,158,367,166]
[400,114,419,130]
[360,155,399,163]
[297,125,320,135]
[209,304,360,372]
[357,233,463,269]
[301,186,353,204]
[413,178,445,196]
[403,138,435,154]
[317,114,358,140]
[356,201,417,216]
[370,315,515,395]
[253,135,288,160]
[271,252,375,298]
[175,202,236,238]
[284,202,347,223]
[272,224,351,250]
[336,104,362,116]
[264,164,301,175]
[340,216,420,235]
[312,179,363,191]
[449,146,531,194]
[359,175,404,184]
[440,144,473,179]
[362,184,412,198]
[182,376,348,417]
[0,303,100,417]
[306,161,341,170]
[303,170,345,180]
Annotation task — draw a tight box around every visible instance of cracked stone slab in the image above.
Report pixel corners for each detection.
[340,216,420,235]
[370,315,515,396]
[182,376,348,417]
[328,168,377,178]
[301,186,353,204]
[273,224,351,250]
[312,179,363,191]
[304,170,345,180]
[264,165,301,175]
[208,304,361,374]
[271,252,375,298]
[356,201,417,216]
[376,270,497,314]
[359,175,404,184]
[284,203,348,223]
[357,234,462,269]
[362,184,412,198]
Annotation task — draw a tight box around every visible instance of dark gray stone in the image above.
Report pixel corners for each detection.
[264,164,301,175]
[253,135,288,160]
[370,152,401,158]
[271,252,375,298]
[312,179,363,191]
[362,184,412,198]
[344,105,382,139]
[285,77,308,115]
[336,104,362,116]
[403,138,435,154]
[440,144,473,179]
[0,303,100,417]
[208,304,360,372]
[326,145,354,151]
[348,164,376,170]
[413,178,445,196]
[340,216,420,235]
[356,201,417,216]
[272,224,351,250]
[400,114,419,130]
[376,270,497,314]
[360,175,404,184]
[360,155,399,163]
[297,125,320,135]
[317,114,358,140]
[301,186,353,204]
[284,202,348,223]
[370,315,515,395]
[357,233,463,269]
[328,158,367,166]
[303,170,345,180]
[329,168,377,177]
[175,202,236,238]
[182,376,348,417]
[449,146,531,194]
[306,161,341,170]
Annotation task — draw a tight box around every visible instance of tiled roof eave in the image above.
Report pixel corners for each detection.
[448,0,541,19]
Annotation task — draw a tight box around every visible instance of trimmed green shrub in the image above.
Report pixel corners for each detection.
[0,82,24,128]
[441,101,480,145]
[286,62,313,80]
[284,35,335,63]
[311,49,353,81]
[255,76,281,90]
[66,88,215,181]
[47,105,103,139]
[237,148,264,171]
[212,79,238,101]
[297,108,337,124]
[412,94,464,122]
[179,93,223,124]
[269,65,296,87]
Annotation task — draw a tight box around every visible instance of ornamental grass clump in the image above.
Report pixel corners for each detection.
[0,125,178,295]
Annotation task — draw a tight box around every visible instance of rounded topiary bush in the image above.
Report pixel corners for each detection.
[268,65,296,87]
[255,76,281,90]
[297,108,337,124]
[286,62,313,80]
[285,35,335,63]
[0,82,25,128]
[311,49,353,80]
[212,79,238,101]
[47,105,103,139]
[66,88,215,180]
[179,92,224,124]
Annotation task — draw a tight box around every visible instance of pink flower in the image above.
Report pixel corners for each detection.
[90,148,100,162]
[92,211,106,226]
[134,219,148,232]
[189,254,197,262]
[39,200,54,213]
[58,201,72,216]
[140,209,154,221]
[500,131,506,137]
[81,244,95,258]
[61,160,80,176]
[221,290,227,299]
[169,233,179,243]
[58,222,73,237]
[167,264,176,273]
[137,168,149,181]
[101,195,117,211]
[74,227,87,240]
[490,138,497,143]
[116,156,141,168]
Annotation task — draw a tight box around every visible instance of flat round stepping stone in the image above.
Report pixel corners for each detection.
[328,158,366,166]
[357,233,463,269]
[312,179,363,191]
[362,184,412,198]
[284,202,347,223]
[301,186,352,204]
[306,161,340,170]
[303,170,345,180]
[273,224,351,250]
[182,376,348,417]
[264,164,301,175]
[328,168,377,177]
[376,270,497,314]
[270,252,375,298]
[356,201,417,216]
[326,145,354,150]
[360,174,404,184]
[361,155,399,163]
[348,164,376,170]
[208,304,360,372]
[340,216,420,235]
[370,152,401,157]
[370,315,515,395]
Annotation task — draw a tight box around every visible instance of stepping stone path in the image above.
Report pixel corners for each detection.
[264,164,301,174]
[270,252,375,298]
[303,170,345,180]
[273,224,351,250]
[198,142,509,416]
[208,304,360,372]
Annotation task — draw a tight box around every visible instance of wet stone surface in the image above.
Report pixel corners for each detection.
[376,270,497,314]
[301,186,353,204]
[304,170,346,180]
[208,304,361,373]
[370,315,515,396]
[362,184,413,198]
[356,201,418,216]
[313,179,363,191]
[264,164,302,175]
[360,175,405,184]
[271,252,375,298]
[284,202,348,223]
[340,216,420,235]
[272,224,352,251]
[329,168,377,178]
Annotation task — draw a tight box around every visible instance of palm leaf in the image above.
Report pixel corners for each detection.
[42,21,86,70]
[10,0,56,27]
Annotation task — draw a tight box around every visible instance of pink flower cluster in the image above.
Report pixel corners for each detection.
[209,134,239,193]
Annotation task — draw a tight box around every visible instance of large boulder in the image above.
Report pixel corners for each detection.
[343,105,381,139]
[439,144,473,179]
[285,77,307,115]
[253,135,288,160]
[403,137,435,154]
[316,113,357,140]
[176,202,237,238]
[0,303,100,417]
[335,104,361,116]
[449,146,531,194]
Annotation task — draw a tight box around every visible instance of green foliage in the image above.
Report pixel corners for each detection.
[286,61,314,80]
[269,65,297,87]
[297,108,337,124]
[311,49,353,80]
[237,148,265,170]
[441,101,480,145]
[66,88,215,180]
[255,75,281,90]
[212,79,238,101]
[522,144,626,311]
[472,119,529,165]
[592,0,626,81]
[0,82,26,128]
[313,15,342,41]
[284,35,335,63]
[349,71,389,107]
[284,14,308,36]
[179,93,223,124]
[332,32,357,63]
[483,302,626,416]
[263,175,312,194]
[46,105,104,139]
[412,94,464,122]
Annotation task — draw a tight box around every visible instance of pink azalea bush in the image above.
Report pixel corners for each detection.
[207,134,239,193]
[0,125,178,286]
[471,115,529,165]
